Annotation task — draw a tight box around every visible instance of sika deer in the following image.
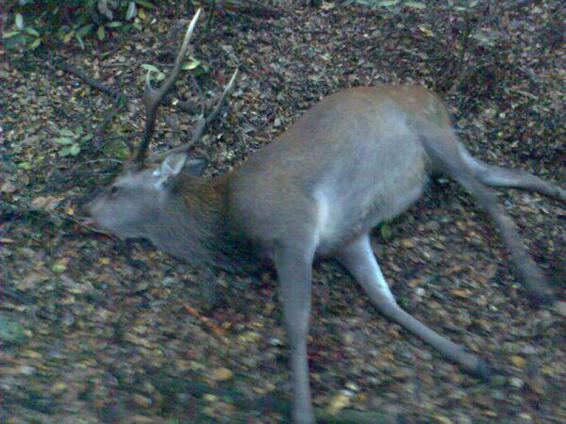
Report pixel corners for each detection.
[84,9,564,424]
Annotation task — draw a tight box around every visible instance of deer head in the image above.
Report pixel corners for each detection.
[84,9,237,241]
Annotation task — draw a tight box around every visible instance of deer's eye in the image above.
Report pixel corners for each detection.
[110,186,119,196]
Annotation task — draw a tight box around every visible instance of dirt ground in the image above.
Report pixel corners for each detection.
[1,1,565,423]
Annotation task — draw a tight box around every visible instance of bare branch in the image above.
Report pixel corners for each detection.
[135,8,202,164]
[54,61,127,101]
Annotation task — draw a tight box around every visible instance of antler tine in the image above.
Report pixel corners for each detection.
[205,68,239,126]
[150,68,239,162]
[135,8,202,164]
[190,68,239,145]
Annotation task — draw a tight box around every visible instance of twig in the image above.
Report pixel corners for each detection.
[54,61,127,101]
[184,304,226,337]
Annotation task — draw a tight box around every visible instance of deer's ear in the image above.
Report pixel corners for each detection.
[154,152,188,186]
[184,158,208,176]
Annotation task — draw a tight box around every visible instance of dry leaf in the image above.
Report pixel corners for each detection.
[210,367,233,382]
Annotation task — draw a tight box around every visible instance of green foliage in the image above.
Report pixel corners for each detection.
[53,127,94,157]
[2,0,156,51]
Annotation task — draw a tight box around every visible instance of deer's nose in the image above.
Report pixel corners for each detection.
[79,189,103,219]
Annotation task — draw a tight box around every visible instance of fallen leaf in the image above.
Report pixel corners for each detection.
[209,367,233,382]
[433,415,454,424]
[1,181,17,193]
[509,355,526,369]
[327,392,351,416]
[31,195,62,211]
[400,238,415,248]
[451,289,472,299]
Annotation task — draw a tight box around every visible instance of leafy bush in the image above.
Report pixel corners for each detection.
[2,0,156,51]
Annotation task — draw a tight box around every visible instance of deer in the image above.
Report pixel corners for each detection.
[83,9,565,424]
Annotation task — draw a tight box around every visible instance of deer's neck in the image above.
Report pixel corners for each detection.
[147,175,253,273]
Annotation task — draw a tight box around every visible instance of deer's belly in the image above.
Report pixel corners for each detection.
[314,176,428,257]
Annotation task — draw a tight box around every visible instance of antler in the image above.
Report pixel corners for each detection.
[150,67,239,162]
[190,68,239,144]
[134,9,202,164]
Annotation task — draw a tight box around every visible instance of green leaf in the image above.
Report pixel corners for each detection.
[126,1,137,20]
[404,1,425,9]
[380,223,392,239]
[106,21,123,28]
[96,26,106,41]
[58,146,72,157]
[0,315,27,346]
[23,27,40,37]
[17,162,32,170]
[378,0,400,6]
[59,129,75,137]
[62,31,73,43]
[55,137,74,145]
[182,57,201,71]
[75,34,85,50]
[141,64,160,73]
[76,24,93,37]
[81,133,94,142]
[135,0,155,9]
[15,14,24,30]
[29,38,41,50]
[69,144,81,156]
[2,31,21,39]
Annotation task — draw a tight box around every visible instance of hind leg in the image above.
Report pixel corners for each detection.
[448,166,556,305]
[420,125,556,304]
[458,144,566,202]
[336,234,489,378]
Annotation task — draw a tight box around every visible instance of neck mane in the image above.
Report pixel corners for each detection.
[146,174,255,274]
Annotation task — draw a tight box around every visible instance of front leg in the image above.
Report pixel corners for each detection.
[273,243,316,424]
